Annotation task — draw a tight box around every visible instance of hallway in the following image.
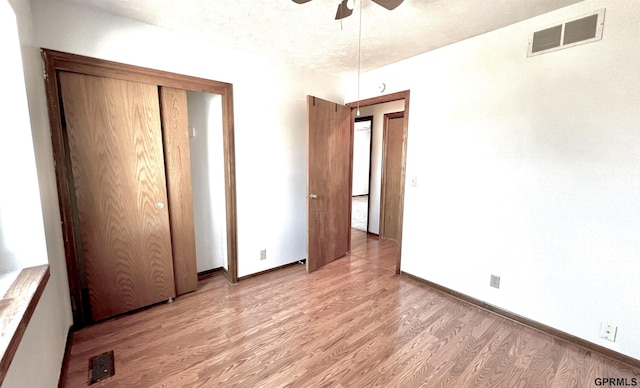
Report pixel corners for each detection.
[351,195,368,232]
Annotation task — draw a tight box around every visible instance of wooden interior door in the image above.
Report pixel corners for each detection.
[306,96,352,272]
[380,112,406,242]
[59,72,176,321]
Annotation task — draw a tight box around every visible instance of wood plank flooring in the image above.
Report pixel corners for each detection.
[63,231,640,387]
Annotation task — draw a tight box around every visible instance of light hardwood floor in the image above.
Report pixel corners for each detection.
[64,231,640,387]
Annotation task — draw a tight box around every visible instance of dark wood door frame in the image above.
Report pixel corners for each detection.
[347,90,410,274]
[42,49,239,328]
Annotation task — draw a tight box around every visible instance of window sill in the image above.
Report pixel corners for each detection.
[0,265,50,385]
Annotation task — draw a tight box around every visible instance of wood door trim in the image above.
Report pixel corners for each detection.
[347,90,410,274]
[42,49,239,327]
[346,91,408,108]
[379,112,405,242]
[42,50,232,94]
[385,111,405,120]
[347,109,355,251]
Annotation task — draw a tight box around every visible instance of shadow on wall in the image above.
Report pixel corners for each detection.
[0,1,48,275]
[187,91,228,272]
[0,208,21,295]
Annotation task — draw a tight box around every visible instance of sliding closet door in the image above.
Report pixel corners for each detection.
[159,87,198,295]
[59,72,176,321]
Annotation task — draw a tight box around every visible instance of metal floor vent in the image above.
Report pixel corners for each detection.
[528,8,605,57]
[89,350,115,385]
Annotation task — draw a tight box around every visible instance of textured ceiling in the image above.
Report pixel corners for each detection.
[61,0,584,76]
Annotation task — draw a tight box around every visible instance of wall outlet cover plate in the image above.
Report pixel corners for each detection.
[599,323,617,342]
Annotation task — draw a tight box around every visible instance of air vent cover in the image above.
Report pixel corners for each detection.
[531,25,562,54]
[528,9,605,57]
[564,14,599,45]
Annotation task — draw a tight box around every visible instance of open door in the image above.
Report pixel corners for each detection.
[306,96,352,272]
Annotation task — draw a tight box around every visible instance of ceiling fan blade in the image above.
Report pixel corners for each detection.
[335,0,354,20]
[371,0,404,10]
[292,0,313,4]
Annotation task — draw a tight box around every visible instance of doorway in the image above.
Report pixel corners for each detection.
[347,91,410,273]
[351,100,405,237]
[351,116,373,233]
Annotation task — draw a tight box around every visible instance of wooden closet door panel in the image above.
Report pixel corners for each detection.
[59,72,175,321]
[159,87,198,295]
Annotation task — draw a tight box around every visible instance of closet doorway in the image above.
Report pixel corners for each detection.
[43,50,238,328]
[186,92,229,275]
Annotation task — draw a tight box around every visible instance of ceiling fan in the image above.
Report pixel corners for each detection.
[292,0,404,20]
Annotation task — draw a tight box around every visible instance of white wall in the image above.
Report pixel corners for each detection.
[2,0,72,387]
[187,92,228,272]
[352,120,371,196]
[30,0,344,278]
[358,101,405,234]
[0,0,46,273]
[346,0,640,361]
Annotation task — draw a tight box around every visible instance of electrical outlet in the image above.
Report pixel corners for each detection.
[260,249,267,260]
[599,323,617,342]
[490,274,500,289]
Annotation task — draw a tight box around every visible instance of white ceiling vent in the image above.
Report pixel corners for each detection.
[528,9,605,57]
